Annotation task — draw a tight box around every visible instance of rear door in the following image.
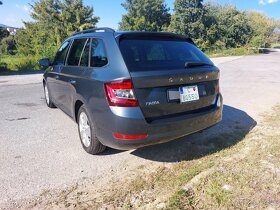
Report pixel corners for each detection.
[119,35,220,121]
[59,38,89,117]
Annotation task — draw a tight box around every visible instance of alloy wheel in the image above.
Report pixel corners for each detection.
[79,112,91,147]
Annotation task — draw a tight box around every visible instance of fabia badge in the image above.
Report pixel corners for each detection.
[146,101,160,106]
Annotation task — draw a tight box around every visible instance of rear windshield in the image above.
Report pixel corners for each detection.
[119,39,213,71]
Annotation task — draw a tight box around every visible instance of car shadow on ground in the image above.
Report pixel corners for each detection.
[129,105,257,162]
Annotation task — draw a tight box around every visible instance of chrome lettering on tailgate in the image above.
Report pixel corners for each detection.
[145,101,160,106]
[168,74,211,83]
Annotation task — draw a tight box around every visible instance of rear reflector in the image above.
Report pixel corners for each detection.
[113,132,148,140]
[104,79,139,107]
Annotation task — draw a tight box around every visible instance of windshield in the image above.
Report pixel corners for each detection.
[119,39,213,72]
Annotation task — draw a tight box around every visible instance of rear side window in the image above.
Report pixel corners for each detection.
[119,39,212,71]
[53,41,71,65]
[91,39,108,67]
[67,39,88,66]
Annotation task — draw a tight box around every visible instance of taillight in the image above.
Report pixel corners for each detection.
[104,79,139,107]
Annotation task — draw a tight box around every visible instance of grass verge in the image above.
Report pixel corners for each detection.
[271,43,280,48]
[0,55,42,73]
[206,47,258,58]
[166,106,280,209]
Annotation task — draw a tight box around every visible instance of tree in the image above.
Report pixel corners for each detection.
[247,11,278,48]
[169,0,206,41]
[0,1,2,5]
[119,0,171,31]
[0,36,16,55]
[15,0,99,57]
[29,0,99,46]
[212,5,253,48]
[169,1,254,51]
[0,28,9,41]
[0,28,10,55]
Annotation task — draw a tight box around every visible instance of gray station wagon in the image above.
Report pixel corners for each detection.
[40,27,223,155]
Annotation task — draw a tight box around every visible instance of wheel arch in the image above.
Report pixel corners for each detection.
[74,100,84,122]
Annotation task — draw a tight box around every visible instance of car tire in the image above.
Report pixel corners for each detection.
[43,82,56,108]
[78,105,106,155]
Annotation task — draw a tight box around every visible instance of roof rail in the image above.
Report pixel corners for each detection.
[72,27,115,36]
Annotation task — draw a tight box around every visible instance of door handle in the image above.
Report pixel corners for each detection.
[69,79,76,85]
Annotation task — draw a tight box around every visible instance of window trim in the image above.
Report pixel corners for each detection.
[78,38,90,67]
[64,39,74,66]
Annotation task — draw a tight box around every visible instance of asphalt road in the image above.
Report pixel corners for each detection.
[1,53,280,207]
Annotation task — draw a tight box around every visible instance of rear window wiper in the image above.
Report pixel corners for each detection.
[185,62,213,68]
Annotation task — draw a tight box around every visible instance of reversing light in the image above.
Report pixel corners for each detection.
[104,79,139,107]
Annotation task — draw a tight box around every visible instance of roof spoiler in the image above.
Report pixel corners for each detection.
[117,32,196,45]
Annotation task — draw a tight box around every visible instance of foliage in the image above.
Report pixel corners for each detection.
[0,27,9,41]
[247,11,279,48]
[205,47,258,58]
[208,4,253,49]
[15,0,99,58]
[169,0,207,41]
[0,56,42,72]
[119,0,171,31]
[15,23,58,58]
[169,2,255,51]
[271,42,280,48]
[0,36,16,55]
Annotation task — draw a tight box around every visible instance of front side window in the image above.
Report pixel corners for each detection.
[90,39,108,67]
[67,39,88,66]
[53,41,71,65]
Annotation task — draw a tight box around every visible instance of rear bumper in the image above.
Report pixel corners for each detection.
[96,95,223,150]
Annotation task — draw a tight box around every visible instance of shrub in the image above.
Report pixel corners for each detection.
[0,36,16,55]
[15,57,41,71]
[206,47,258,58]
[0,56,42,71]
[0,62,8,71]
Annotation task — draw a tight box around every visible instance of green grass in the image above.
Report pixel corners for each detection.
[271,43,280,49]
[206,47,258,58]
[165,106,280,209]
[0,55,42,73]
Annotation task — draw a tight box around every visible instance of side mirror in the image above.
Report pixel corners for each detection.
[39,58,51,67]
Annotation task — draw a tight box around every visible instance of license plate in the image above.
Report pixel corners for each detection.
[179,85,199,103]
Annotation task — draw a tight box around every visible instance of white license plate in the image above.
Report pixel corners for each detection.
[179,85,199,103]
